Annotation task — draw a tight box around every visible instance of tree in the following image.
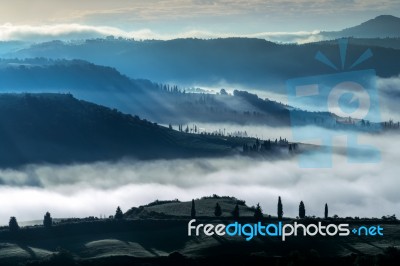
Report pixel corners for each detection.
[253,203,263,220]
[232,203,240,219]
[324,203,329,219]
[191,199,196,218]
[115,206,123,220]
[9,217,19,232]
[277,196,283,220]
[214,203,222,217]
[43,212,53,228]
[299,201,306,219]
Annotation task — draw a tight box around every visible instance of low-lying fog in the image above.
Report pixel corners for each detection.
[202,75,400,122]
[0,127,398,225]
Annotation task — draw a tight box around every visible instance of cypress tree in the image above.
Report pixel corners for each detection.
[299,201,306,219]
[324,203,329,219]
[43,212,53,228]
[191,199,196,218]
[214,203,222,217]
[9,217,19,232]
[232,203,240,219]
[115,206,123,220]
[277,196,283,220]
[254,203,263,220]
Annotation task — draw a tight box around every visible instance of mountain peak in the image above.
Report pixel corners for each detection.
[323,15,400,38]
[361,14,400,26]
[373,14,399,21]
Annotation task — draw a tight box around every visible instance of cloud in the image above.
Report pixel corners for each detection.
[2,1,397,23]
[0,24,133,42]
[377,75,400,121]
[0,23,324,44]
[0,129,398,224]
[0,0,399,42]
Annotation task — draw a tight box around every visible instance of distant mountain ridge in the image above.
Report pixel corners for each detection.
[322,15,400,39]
[7,37,400,89]
[0,58,337,127]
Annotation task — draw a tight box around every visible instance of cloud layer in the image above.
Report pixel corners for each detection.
[0,1,398,43]
[0,129,398,224]
[0,23,324,44]
[1,1,398,26]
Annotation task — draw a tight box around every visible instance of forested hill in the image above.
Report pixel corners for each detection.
[7,38,400,88]
[0,58,158,93]
[0,59,335,127]
[322,15,400,39]
[0,93,273,167]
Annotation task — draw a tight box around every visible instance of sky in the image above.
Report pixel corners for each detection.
[0,0,399,41]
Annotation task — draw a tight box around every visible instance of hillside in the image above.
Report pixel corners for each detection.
[0,93,306,168]
[0,59,341,127]
[0,58,157,94]
[7,37,400,89]
[0,196,398,266]
[322,15,400,39]
[124,196,255,219]
[0,93,267,167]
[315,37,400,50]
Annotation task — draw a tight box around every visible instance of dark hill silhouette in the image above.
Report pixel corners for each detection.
[0,59,338,127]
[322,15,400,39]
[0,93,257,167]
[0,58,156,94]
[9,36,400,88]
[0,196,399,266]
[315,37,400,50]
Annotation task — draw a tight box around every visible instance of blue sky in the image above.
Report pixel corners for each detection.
[0,0,399,41]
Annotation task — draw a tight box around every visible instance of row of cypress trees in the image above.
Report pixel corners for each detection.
[6,200,330,231]
[190,197,330,220]
[8,212,53,232]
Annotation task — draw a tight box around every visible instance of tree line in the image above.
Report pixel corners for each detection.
[189,197,330,221]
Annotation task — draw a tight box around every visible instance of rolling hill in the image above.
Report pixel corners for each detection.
[0,196,398,266]
[322,15,400,39]
[0,59,341,127]
[6,36,400,89]
[0,93,289,167]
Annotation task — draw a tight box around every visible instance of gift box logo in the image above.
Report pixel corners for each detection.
[286,39,381,168]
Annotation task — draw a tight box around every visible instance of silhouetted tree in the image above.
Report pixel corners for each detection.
[254,203,263,220]
[43,212,53,228]
[299,201,306,219]
[220,88,228,95]
[115,206,123,220]
[232,203,240,219]
[278,196,283,220]
[324,203,328,219]
[214,203,222,217]
[191,199,196,218]
[9,217,19,232]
